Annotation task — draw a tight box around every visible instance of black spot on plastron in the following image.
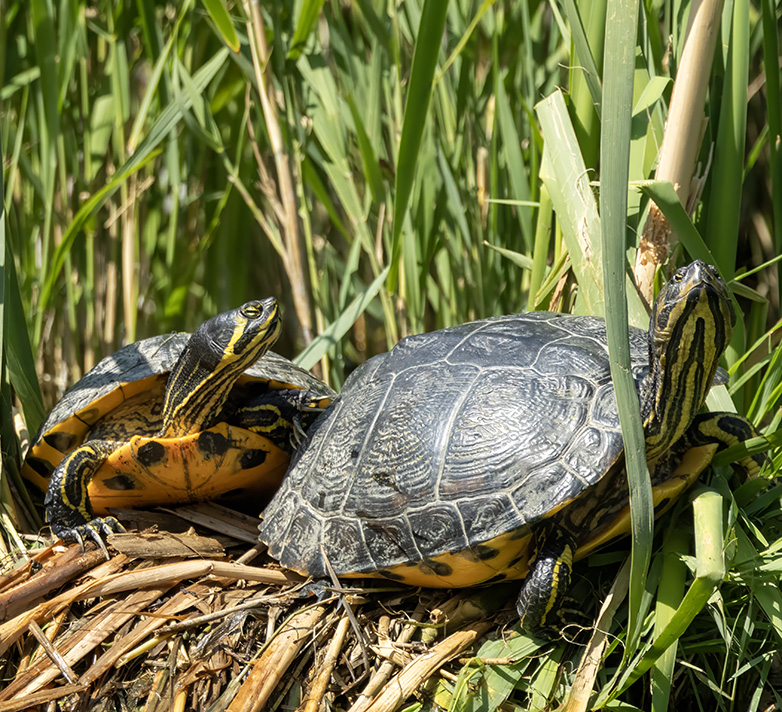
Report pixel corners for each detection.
[137,441,167,467]
[419,559,453,577]
[26,456,55,478]
[197,431,229,457]
[43,431,79,453]
[472,544,501,561]
[377,568,406,581]
[240,448,268,470]
[101,474,137,491]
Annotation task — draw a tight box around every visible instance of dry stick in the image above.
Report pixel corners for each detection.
[27,620,79,685]
[634,0,725,303]
[0,544,57,595]
[75,559,297,599]
[227,604,328,712]
[363,622,492,712]
[156,590,294,636]
[563,561,630,712]
[348,614,424,712]
[242,0,313,345]
[300,615,352,712]
[0,684,85,712]
[1,585,172,700]
[0,546,106,621]
[80,583,214,684]
[0,553,127,658]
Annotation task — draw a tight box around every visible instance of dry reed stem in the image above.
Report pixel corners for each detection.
[563,562,630,712]
[0,543,58,594]
[363,622,491,712]
[348,613,424,712]
[76,559,298,599]
[1,585,173,700]
[158,502,262,543]
[634,0,725,302]
[227,604,327,712]
[241,0,313,345]
[81,583,213,684]
[300,614,352,712]
[28,619,79,684]
[0,683,85,712]
[0,552,127,657]
[0,546,105,620]
[106,531,225,558]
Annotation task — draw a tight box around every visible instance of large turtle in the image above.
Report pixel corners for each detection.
[25,298,334,550]
[259,262,765,636]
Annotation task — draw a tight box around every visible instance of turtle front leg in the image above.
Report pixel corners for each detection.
[237,388,329,452]
[516,526,577,638]
[685,413,767,477]
[44,440,126,556]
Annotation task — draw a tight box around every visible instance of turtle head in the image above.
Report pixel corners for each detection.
[161,298,282,436]
[644,261,735,457]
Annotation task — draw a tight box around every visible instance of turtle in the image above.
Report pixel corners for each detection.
[259,261,766,637]
[24,297,335,551]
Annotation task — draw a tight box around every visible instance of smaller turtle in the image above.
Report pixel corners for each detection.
[259,261,766,637]
[25,298,334,551]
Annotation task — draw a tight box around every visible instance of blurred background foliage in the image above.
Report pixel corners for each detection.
[1,0,782,708]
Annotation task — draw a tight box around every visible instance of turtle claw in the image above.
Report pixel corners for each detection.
[52,516,126,559]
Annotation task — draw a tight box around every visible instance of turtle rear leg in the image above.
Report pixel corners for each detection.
[45,439,126,556]
[685,413,767,477]
[517,526,576,638]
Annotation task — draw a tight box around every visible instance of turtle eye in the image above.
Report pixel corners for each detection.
[671,271,684,283]
[241,302,263,319]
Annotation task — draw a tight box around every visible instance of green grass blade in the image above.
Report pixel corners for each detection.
[389,0,448,291]
[614,488,727,696]
[537,90,646,325]
[38,149,161,317]
[201,0,240,52]
[295,268,390,373]
[496,73,532,252]
[599,0,650,656]
[651,525,689,712]
[537,90,604,314]
[562,0,603,111]
[760,0,782,299]
[288,0,326,60]
[37,46,229,316]
[703,0,749,278]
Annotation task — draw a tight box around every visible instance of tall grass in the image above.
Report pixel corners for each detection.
[1,0,780,708]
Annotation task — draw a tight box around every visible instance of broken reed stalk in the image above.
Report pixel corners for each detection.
[227,603,328,712]
[300,614,352,712]
[348,614,424,712]
[363,622,492,712]
[634,0,725,302]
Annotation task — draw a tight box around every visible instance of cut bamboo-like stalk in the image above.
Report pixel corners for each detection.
[299,615,352,712]
[348,615,423,712]
[634,0,725,302]
[363,624,487,712]
[227,604,327,712]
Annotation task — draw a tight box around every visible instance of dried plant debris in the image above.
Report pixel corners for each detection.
[0,503,558,712]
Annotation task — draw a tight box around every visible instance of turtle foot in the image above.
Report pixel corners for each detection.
[51,516,126,559]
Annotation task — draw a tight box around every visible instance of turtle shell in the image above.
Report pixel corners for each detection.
[260,312,652,586]
[24,333,334,512]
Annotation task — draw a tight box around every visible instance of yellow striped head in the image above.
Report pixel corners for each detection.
[645,261,735,457]
[161,298,282,436]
